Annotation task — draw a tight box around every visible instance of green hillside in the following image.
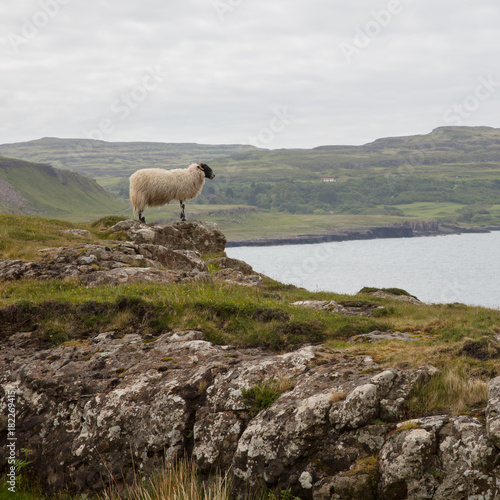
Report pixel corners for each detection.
[0,157,127,221]
[1,126,500,228]
[0,138,258,196]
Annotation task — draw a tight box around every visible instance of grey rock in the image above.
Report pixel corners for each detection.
[379,427,438,499]
[0,221,226,285]
[486,376,500,448]
[352,330,433,343]
[80,267,184,287]
[366,290,424,305]
[136,244,208,272]
[1,328,498,499]
[215,268,263,287]
[434,416,499,499]
[108,220,227,254]
[60,229,92,238]
[291,300,384,317]
[206,256,255,275]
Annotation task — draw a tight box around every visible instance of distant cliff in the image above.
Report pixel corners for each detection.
[226,221,495,247]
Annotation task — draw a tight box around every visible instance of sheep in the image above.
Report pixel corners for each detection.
[129,162,215,223]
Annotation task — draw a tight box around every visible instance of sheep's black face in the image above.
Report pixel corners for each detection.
[199,163,215,180]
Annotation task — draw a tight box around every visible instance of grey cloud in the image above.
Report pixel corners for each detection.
[1,0,499,148]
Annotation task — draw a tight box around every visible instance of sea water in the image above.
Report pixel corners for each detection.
[227,231,500,309]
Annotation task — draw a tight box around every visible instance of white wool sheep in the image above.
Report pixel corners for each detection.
[129,162,215,223]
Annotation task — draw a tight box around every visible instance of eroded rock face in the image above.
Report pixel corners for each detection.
[0,221,246,287]
[206,256,254,275]
[486,376,500,448]
[108,220,227,254]
[378,415,500,500]
[4,328,492,499]
[0,243,207,285]
[291,300,385,317]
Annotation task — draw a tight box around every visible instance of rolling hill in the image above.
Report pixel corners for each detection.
[1,126,499,184]
[1,126,499,228]
[0,156,127,221]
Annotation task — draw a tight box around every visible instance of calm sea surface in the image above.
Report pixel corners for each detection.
[227,231,500,309]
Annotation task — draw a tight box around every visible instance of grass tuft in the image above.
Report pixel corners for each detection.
[100,457,231,500]
[242,377,296,417]
[406,363,489,417]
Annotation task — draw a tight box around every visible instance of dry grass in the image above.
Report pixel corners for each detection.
[275,373,296,394]
[0,214,124,261]
[113,310,137,330]
[100,458,231,500]
[329,391,348,403]
[407,364,489,416]
[326,338,494,416]
[345,455,378,478]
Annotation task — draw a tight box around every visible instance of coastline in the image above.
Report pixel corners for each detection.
[226,223,500,247]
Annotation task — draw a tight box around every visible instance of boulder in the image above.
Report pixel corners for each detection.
[352,330,434,343]
[214,268,263,287]
[0,243,207,284]
[79,267,186,287]
[366,290,424,306]
[206,256,254,275]
[1,332,441,497]
[108,220,226,254]
[486,376,500,448]
[291,300,385,317]
[0,220,227,286]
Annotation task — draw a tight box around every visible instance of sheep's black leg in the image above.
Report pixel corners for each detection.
[138,210,146,224]
[180,201,186,221]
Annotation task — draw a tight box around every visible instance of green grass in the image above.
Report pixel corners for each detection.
[406,362,489,417]
[1,126,500,233]
[1,274,499,352]
[2,212,500,497]
[386,202,464,219]
[211,211,408,240]
[242,377,296,417]
[0,157,127,221]
[0,214,124,260]
[0,485,46,500]
[0,278,390,350]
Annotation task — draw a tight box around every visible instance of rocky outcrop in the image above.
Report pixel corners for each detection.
[206,256,255,275]
[0,243,207,286]
[351,330,433,343]
[486,376,500,448]
[364,290,424,306]
[2,220,500,499]
[0,221,262,287]
[107,219,226,254]
[3,326,500,499]
[291,299,385,316]
[378,415,500,500]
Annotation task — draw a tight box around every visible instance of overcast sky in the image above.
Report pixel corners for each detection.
[1,0,499,149]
